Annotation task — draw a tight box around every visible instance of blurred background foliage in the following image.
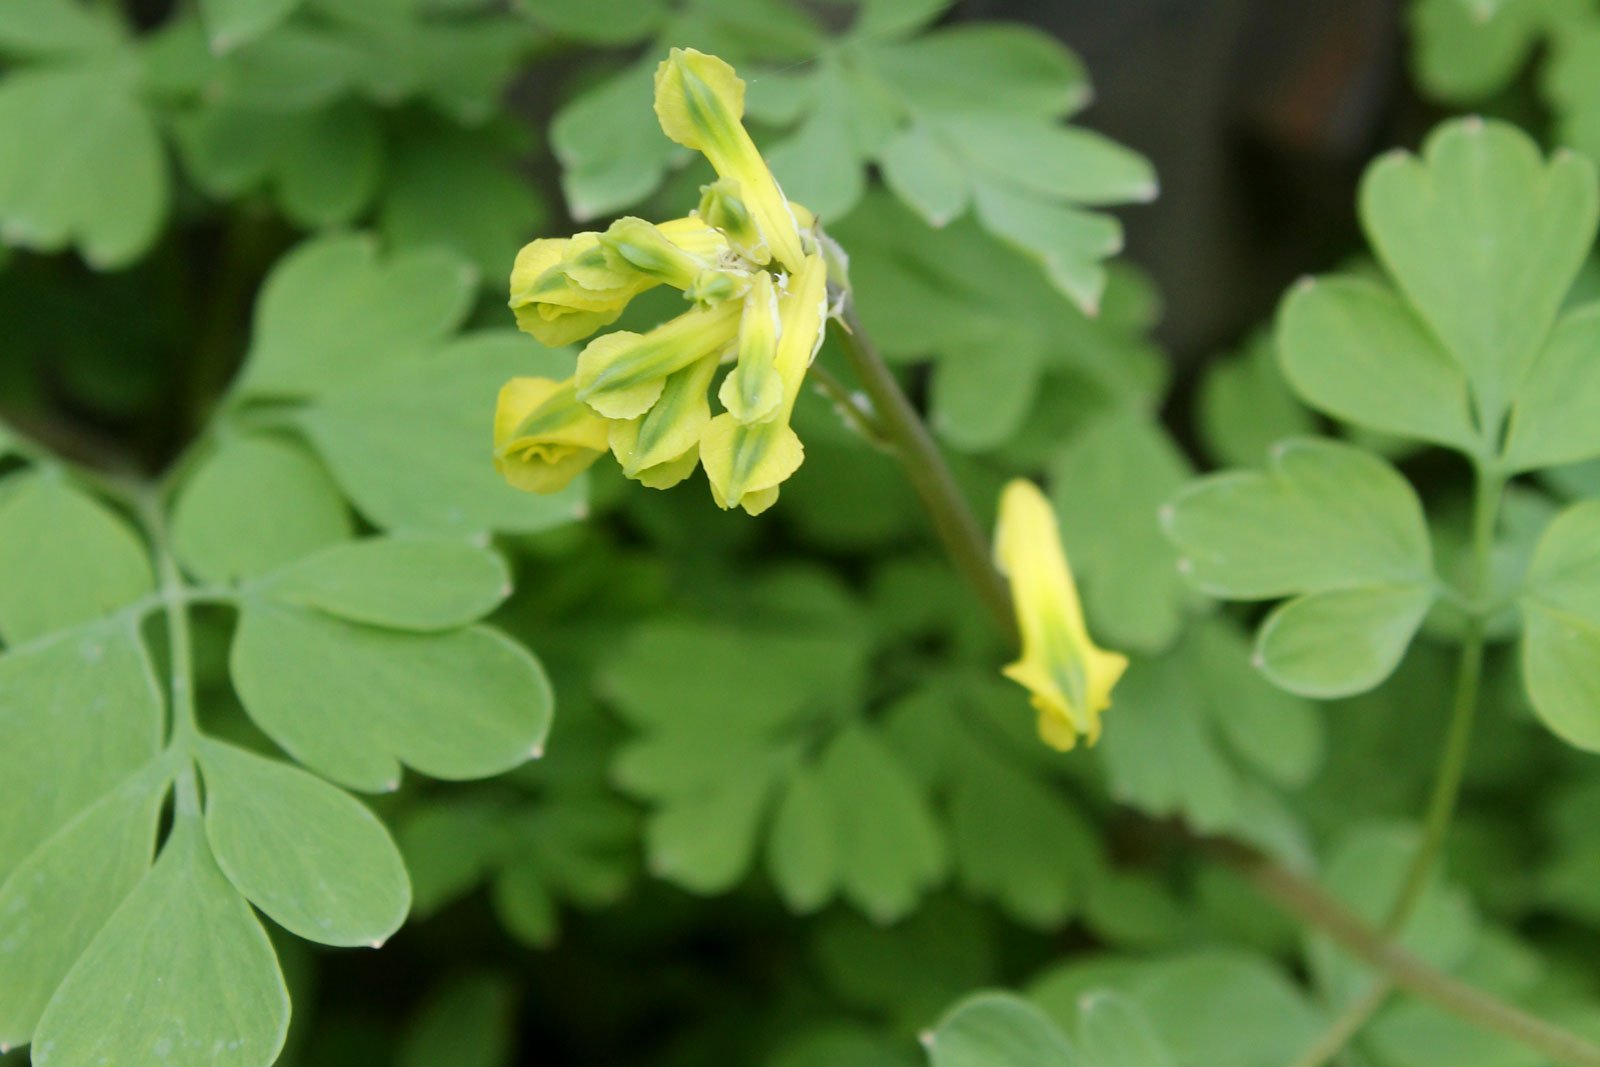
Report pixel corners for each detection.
[8,0,1600,1064]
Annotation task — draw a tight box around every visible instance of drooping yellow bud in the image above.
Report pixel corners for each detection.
[700,253,828,515]
[575,299,742,420]
[655,48,805,273]
[600,217,715,291]
[994,479,1129,750]
[718,270,784,424]
[493,377,611,493]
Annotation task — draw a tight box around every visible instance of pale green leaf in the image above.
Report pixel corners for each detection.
[852,0,953,38]
[1504,303,1600,471]
[973,180,1121,313]
[1134,953,1322,1067]
[0,472,153,644]
[1051,408,1193,654]
[1359,118,1598,421]
[1076,993,1176,1067]
[644,759,779,895]
[879,123,969,227]
[1256,585,1436,698]
[298,332,586,535]
[239,233,477,398]
[199,739,410,947]
[260,537,510,631]
[0,620,163,876]
[1276,275,1478,450]
[1189,623,1322,788]
[942,117,1157,206]
[231,602,552,792]
[1520,499,1600,749]
[1197,336,1316,469]
[1163,437,1433,599]
[871,25,1089,119]
[515,0,664,43]
[31,819,289,1067]
[172,434,352,583]
[767,762,839,914]
[924,992,1074,1067]
[0,57,166,268]
[819,726,947,923]
[1410,0,1544,102]
[0,770,165,1048]
[200,0,304,52]
[0,0,122,56]
[551,62,677,221]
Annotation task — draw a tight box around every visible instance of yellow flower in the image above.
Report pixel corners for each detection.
[654,48,806,274]
[717,270,783,423]
[508,217,732,347]
[608,351,720,489]
[493,377,611,493]
[994,479,1129,750]
[575,299,742,420]
[700,253,828,515]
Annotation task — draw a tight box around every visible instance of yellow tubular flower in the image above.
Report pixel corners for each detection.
[700,253,827,515]
[718,270,784,424]
[654,48,805,273]
[576,299,742,420]
[508,238,629,347]
[600,217,718,290]
[608,351,721,488]
[493,377,611,493]
[994,479,1129,751]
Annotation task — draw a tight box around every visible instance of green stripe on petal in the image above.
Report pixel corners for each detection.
[718,271,784,423]
[610,352,719,476]
[575,300,740,419]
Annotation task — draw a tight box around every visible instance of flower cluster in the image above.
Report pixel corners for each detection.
[494,48,832,516]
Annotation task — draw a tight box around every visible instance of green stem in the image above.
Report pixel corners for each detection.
[830,300,1016,642]
[1228,843,1600,1067]
[1287,458,1504,1067]
[138,488,202,817]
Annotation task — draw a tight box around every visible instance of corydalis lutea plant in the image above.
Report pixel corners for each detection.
[495,47,1131,750]
[496,48,834,516]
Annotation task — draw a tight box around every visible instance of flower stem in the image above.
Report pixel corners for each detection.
[1287,458,1504,1067]
[1224,842,1600,1067]
[829,300,1016,642]
[137,486,203,818]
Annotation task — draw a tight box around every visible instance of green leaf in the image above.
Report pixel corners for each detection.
[767,762,839,914]
[1133,952,1323,1067]
[239,233,477,398]
[172,434,352,583]
[818,726,947,923]
[924,991,1074,1067]
[1190,622,1322,788]
[1276,275,1478,450]
[1409,0,1545,101]
[1076,993,1176,1067]
[31,819,289,1067]
[0,472,153,644]
[644,759,779,895]
[175,100,382,228]
[1503,303,1600,471]
[1051,408,1193,654]
[852,0,953,38]
[200,0,304,53]
[1163,437,1433,600]
[0,619,163,877]
[948,745,1097,929]
[972,180,1122,314]
[198,739,410,947]
[1256,585,1437,698]
[880,124,969,227]
[380,122,544,284]
[0,0,123,56]
[1520,498,1600,749]
[515,0,664,43]
[1359,117,1598,421]
[397,973,516,1067]
[871,25,1089,119]
[941,118,1157,206]
[260,537,510,631]
[297,332,587,535]
[550,62,678,221]
[0,56,166,268]
[231,602,552,792]
[1197,335,1316,469]
[0,770,165,1048]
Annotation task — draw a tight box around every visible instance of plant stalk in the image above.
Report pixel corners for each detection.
[829,300,1017,642]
